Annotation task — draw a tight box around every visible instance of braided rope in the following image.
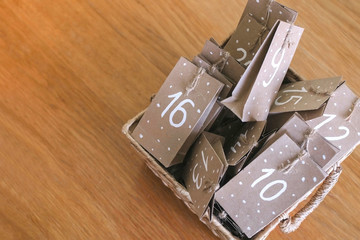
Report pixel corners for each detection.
[279,165,342,233]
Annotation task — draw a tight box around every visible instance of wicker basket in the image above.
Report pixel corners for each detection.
[123,84,344,239]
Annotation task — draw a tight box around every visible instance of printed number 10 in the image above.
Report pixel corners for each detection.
[251,169,287,201]
[161,92,195,128]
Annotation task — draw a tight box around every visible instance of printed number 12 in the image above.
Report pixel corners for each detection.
[314,114,350,141]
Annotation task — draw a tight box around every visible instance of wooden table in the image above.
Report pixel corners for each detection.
[0,0,359,239]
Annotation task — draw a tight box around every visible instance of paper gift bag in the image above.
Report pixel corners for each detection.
[224,0,297,66]
[132,57,224,167]
[222,20,303,122]
[307,83,360,171]
[183,132,227,218]
[215,133,327,238]
[192,39,247,131]
[256,113,339,170]
[270,76,343,114]
[264,76,343,133]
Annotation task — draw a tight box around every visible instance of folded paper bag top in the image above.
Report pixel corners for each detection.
[270,76,343,114]
[222,20,304,122]
[182,132,227,218]
[224,0,297,66]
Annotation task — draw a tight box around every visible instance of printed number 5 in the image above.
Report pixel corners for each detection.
[161,92,195,128]
[274,87,308,106]
[275,95,302,105]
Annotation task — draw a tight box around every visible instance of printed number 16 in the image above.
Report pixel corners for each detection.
[161,92,195,128]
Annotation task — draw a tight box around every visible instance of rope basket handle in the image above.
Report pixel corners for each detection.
[279,164,343,233]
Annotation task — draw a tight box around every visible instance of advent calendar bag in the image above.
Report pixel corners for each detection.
[215,114,340,238]
[132,57,224,168]
[222,21,303,122]
[224,0,297,67]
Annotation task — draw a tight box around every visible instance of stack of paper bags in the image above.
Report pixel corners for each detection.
[131,0,360,238]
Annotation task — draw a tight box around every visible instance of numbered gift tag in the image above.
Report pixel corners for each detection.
[270,76,343,113]
[222,21,303,122]
[183,133,226,218]
[224,0,297,66]
[259,113,338,167]
[307,114,359,171]
[307,83,360,171]
[199,40,245,85]
[132,57,224,167]
[215,133,327,238]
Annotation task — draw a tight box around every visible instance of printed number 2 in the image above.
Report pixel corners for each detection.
[192,151,209,190]
[314,114,350,141]
[236,48,252,66]
[251,169,287,201]
[161,92,195,128]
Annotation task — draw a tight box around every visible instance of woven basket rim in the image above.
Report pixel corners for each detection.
[122,109,325,240]
[122,68,346,239]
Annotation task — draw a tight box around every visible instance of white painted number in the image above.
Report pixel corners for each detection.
[192,150,209,190]
[236,48,252,66]
[251,169,275,188]
[192,164,202,190]
[201,150,208,172]
[313,114,336,130]
[314,114,350,141]
[325,126,349,141]
[161,92,182,118]
[260,180,287,201]
[275,95,302,105]
[161,92,195,128]
[274,87,308,106]
[236,48,247,62]
[251,168,288,202]
[263,47,285,87]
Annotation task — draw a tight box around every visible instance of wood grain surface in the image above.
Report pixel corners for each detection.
[0,0,359,239]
